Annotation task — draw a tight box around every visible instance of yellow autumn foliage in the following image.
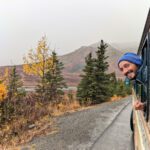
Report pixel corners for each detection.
[0,83,7,101]
[23,36,53,78]
[0,68,9,101]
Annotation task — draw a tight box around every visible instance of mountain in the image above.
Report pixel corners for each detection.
[0,65,38,87]
[110,42,138,53]
[59,42,124,86]
[0,41,138,87]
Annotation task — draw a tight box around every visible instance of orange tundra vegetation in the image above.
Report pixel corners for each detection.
[0,83,7,101]
[0,68,8,101]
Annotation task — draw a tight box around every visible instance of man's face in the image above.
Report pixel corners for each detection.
[118,61,138,79]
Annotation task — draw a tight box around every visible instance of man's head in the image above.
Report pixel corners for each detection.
[118,52,142,80]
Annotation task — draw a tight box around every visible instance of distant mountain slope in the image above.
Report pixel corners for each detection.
[0,65,38,86]
[110,42,138,53]
[0,42,138,87]
[59,42,124,86]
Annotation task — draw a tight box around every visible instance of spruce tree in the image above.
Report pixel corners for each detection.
[77,40,112,104]
[8,66,23,100]
[3,66,24,121]
[115,79,132,96]
[109,72,117,96]
[44,51,67,102]
[77,52,95,104]
[91,40,111,103]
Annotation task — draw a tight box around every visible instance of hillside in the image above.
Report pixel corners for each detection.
[59,42,126,86]
[111,42,138,52]
[0,42,138,87]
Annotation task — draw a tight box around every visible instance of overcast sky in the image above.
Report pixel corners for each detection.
[0,0,150,66]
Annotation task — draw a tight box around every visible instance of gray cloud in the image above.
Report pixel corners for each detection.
[0,0,150,65]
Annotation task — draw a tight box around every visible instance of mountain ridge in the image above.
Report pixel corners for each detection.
[0,42,138,86]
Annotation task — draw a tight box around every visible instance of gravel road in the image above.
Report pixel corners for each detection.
[22,97,133,150]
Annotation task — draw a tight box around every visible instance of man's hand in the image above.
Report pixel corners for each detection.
[133,101,145,110]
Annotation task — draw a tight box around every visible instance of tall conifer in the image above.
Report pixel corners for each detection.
[77,52,94,104]
[91,40,111,103]
[44,51,67,102]
[8,66,23,100]
[77,40,112,104]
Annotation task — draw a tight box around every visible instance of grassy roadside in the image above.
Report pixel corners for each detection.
[0,93,125,150]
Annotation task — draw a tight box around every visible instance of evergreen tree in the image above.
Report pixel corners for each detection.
[109,72,118,95]
[91,40,112,103]
[115,79,132,96]
[2,66,24,121]
[108,73,132,97]
[44,51,67,102]
[77,40,112,104]
[8,66,23,100]
[77,52,95,104]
